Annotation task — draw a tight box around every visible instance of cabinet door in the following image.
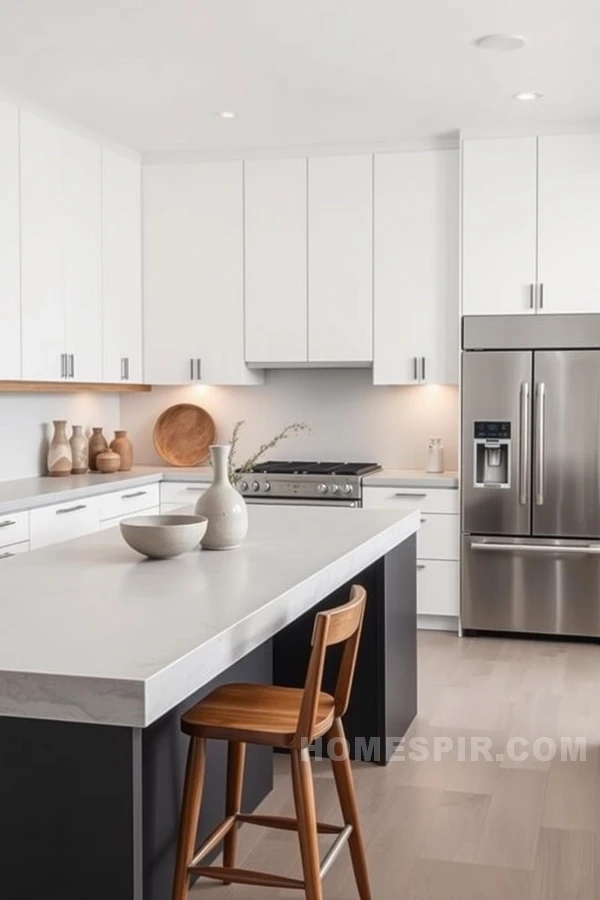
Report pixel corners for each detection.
[102,149,143,382]
[0,100,21,380]
[538,134,600,313]
[20,111,66,381]
[374,150,458,385]
[462,138,537,316]
[144,162,262,385]
[63,129,103,382]
[308,155,373,362]
[245,158,307,363]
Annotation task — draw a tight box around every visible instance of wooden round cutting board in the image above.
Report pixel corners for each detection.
[153,404,216,467]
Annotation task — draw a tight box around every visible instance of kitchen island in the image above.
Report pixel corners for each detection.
[0,505,419,900]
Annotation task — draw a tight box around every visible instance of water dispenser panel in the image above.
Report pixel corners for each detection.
[473,421,511,489]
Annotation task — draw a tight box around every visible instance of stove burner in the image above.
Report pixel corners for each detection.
[244,461,381,476]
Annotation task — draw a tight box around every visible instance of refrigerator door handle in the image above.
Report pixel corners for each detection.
[470,540,600,556]
[534,381,546,506]
[519,381,530,505]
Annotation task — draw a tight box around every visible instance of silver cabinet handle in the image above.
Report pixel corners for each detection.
[412,357,418,381]
[190,358,195,380]
[421,356,426,382]
[121,357,130,381]
[60,353,66,379]
[185,486,206,492]
[68,354,75,379]
[122,491,147,500]
[471,541,600,556]
[56,504,86,515]
[125,357,130,381]
[0,520,16,529]
[420,517,427,523]
[535,382,546,506]
[519,381,530,506]
[0,552,15,560]
[529,283,536,310]
[416,563,426,570]
[196,358,202,381]
[538,283,544,310]
[395,492,427,499]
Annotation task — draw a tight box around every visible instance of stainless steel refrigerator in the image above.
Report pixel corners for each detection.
[461,314,600,638]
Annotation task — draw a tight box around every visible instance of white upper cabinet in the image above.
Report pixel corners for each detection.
[537,134,600,314]
[462,138,538,316]
[0,100,21,380]
[308,155,373,363]
[144,161,262,385]
[244,158,308,364]
[21,111,102,382]
[20,112,66,381]
[374,150,458,385]
[62,129,102,383]
[102,148,143,383]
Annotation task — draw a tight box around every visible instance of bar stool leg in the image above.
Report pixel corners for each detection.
[328,719,373,900]
[222,741,246,883]
[291,746,324,900]
[172,736,207,900]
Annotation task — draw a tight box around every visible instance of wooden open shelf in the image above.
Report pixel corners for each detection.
[0,381,151,394]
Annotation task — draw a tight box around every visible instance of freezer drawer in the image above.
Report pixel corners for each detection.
[462,535,600,637]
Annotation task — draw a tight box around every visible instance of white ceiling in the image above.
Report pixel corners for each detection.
[0,0,599,157]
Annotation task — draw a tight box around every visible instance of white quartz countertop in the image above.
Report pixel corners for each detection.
[0,504,419,728]
[0,465,214,514]
[363,469,459,489]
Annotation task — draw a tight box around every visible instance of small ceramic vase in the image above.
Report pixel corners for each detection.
[48,420,72,477]
[89,427,108,471]
[195,445,248,550]
[70,425,88,475]
[110,430,133,472]
[96,450,121,474]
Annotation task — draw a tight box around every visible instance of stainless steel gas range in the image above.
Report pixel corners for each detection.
[237,461,381,507]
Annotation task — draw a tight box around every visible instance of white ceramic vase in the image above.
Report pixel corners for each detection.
[195,445,248,550]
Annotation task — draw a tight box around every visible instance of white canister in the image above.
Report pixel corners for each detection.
[426,438,444,474]
[194,444,248,550]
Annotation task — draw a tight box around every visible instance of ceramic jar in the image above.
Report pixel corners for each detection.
[48,420,72,477]
[89,427,108,471]
[195,444,248,550]
[110,430,133,472]
[96,450,121,474]
[69,425,88,475]
[426,437,444,474]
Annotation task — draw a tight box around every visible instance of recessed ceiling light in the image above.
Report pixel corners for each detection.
[474,34,526,51]
[513,91,544,101]
[217,111,237,119]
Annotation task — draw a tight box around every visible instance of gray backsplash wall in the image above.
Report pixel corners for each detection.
[0,393,121,481]
[120,369,459,471]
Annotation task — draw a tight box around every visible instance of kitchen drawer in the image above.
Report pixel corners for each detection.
[418,513,459,561]
[100,484,160,521]
[0,510,29,549]
[99,506,160,530]
[30,497,100,549]
[417,559,459,617]
[160,482,209,507]
[0,540,30,559]
[362,486,458,515]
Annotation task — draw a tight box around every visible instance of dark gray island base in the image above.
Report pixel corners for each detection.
[0,537,416,900]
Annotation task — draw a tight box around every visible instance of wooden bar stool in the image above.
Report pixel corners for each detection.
[172,584,372,900]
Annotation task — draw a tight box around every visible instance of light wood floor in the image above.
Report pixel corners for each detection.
[190,631,600,898]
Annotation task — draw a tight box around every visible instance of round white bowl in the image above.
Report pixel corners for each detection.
[120,514,208,559]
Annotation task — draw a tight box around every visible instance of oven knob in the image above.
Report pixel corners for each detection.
[251,481,260,492]
[239,481,248,493]
[343,484,353,494]
[263,481,271,492]
[317,483,328,494]
[331,483,340,494]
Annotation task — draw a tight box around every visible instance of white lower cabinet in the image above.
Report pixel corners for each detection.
[0,541,30,560]
[159,481,209,513]
[30,497,100,549]
[362,484,459,625]
[99,484,160,530]
[100,507,159,530]
[0,511,30,549]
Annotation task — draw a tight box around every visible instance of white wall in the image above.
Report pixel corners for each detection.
[120,369,459,471]
[0,393,120,480]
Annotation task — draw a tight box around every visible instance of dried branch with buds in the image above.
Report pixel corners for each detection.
[226,420,312,484]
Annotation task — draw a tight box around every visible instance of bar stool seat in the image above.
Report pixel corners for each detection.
[172,585,372,900]
[182,683,336,746]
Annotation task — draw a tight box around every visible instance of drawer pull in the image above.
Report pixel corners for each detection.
[185,486,206,492]
[420,517,427,523]
[417,563,426,570]
[56,504,87,515]
[394,492,427,499]
[0,551,15,560]
[0,520,16,528]
[122,491,148,500]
